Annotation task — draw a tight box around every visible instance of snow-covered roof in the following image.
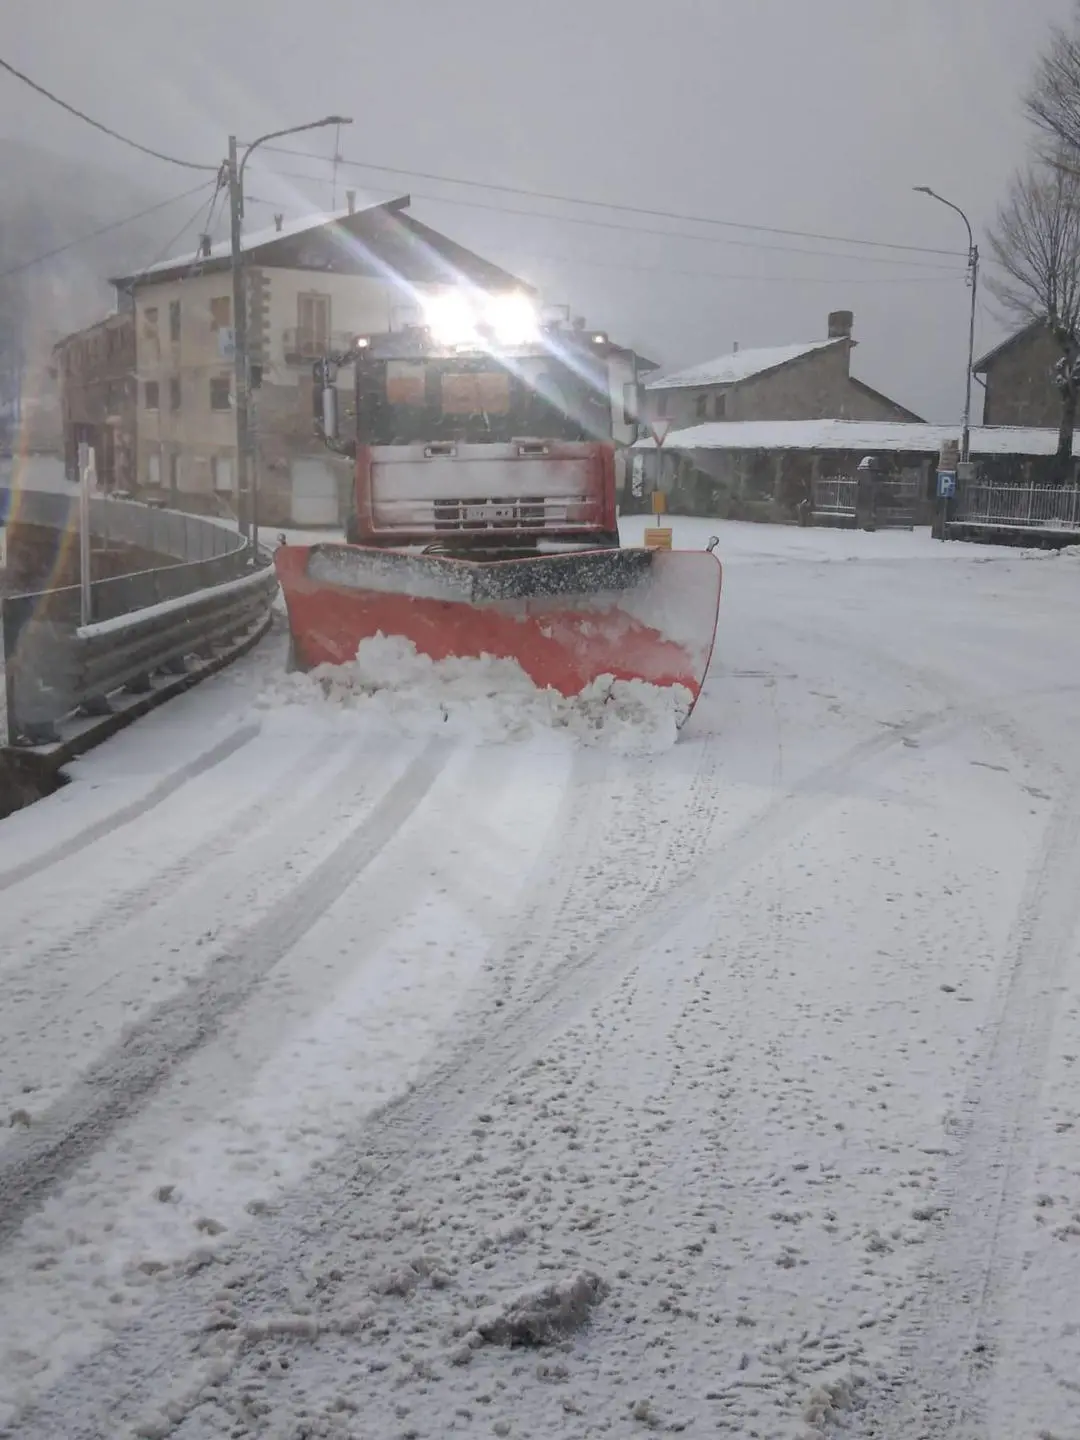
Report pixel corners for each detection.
[634,419,1077,457]
[645,340,843,391]
[118,197,408,284]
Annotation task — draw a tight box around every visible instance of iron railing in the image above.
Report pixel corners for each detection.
[811,477,857,516]
[951,480,1080,531]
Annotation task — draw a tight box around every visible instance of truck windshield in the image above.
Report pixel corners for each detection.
[356,355,611,445]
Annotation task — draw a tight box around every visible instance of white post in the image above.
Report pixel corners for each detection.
[79,441,94,626]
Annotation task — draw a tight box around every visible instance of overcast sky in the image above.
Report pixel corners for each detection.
[3,0,1075,420]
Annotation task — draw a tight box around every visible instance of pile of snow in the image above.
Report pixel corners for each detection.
[1017,542,1080,560]
[470,1269,608,1348]
[258,634,692,751]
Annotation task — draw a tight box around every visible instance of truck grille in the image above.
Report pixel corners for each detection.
[434,496,554,530]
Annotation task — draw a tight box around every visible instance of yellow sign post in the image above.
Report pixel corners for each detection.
[644,527,673,550]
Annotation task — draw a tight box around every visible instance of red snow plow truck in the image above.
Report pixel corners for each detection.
[274,291,722,722]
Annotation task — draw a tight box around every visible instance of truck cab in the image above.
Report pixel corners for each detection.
[315,299,642,558]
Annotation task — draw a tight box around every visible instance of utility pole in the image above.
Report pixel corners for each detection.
[228,135,251,544]
[226,116,352,556]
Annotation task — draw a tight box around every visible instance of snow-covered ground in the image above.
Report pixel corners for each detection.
[1,518,1079,1439]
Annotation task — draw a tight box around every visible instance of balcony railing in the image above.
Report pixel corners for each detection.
[282,329,355,365]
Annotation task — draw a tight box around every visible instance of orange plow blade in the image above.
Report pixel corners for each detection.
[274,544,722,724]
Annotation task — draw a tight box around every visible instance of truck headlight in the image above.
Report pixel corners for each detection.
[486,292,540,346]
[423,292,480,346]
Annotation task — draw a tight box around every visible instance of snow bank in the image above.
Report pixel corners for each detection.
[257,634,691,752]
[1017,542,1080,559]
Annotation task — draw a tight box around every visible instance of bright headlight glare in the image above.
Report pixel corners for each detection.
[485,292,540,346]
[422,292,480,346]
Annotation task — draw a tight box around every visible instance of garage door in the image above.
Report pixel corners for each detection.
[290,458,340,526]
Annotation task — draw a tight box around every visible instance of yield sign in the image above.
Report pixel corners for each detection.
[649,420,672,448]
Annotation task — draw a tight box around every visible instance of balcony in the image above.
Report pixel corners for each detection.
[282,329,355,366]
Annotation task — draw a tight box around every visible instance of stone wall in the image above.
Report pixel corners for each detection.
[982,326,1063,427]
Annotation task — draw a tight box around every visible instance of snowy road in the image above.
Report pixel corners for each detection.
[2,520,1080,1439]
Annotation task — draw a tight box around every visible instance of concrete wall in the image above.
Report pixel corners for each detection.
[982,326,1063,427]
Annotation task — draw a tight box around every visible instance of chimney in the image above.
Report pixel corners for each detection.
[733,341,739,353]
[828,310,854,340]
[346,189,357,214]
[199,234,212,258]
[274,213,284,232]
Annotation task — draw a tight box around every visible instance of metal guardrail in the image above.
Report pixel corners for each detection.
[950,480,1080,532]
[4,564,276,745]
[2,490,275,746]
[0,485,247,563]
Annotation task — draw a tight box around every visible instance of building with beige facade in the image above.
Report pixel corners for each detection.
[106,195,526,526]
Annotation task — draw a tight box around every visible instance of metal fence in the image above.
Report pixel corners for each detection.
[2,492,271,746]
[811,477,857,517]
[1,486,247,563]
[810,472,919,530]
[951,479,1080,532]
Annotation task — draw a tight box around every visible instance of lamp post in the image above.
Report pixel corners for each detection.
[914,186,979,462]
[228,115,353,548]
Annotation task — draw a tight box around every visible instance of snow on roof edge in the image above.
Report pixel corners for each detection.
[645,339,842,391]
[632,419,1075,458]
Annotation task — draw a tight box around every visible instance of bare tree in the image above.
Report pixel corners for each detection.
[988,160,1080,478]
[1027,5,1080,158]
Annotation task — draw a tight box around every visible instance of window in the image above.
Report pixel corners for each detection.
[169,300,181,343]
[143,306,159,332]
[297,292,331,353]
[210,376,232,411]
[147,451,161,487]
[170,377,181,412]
[144,380,159,410]
[210,296,231,330]
[169,451,182,492]
[713,392,727,420]
[212,455,234,492]
[657,393,669,418]
[622,381,638,427]
[695,393,709,420]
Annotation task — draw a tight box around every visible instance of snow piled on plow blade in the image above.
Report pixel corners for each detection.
[260,634,693,751]
[273,543,722,736]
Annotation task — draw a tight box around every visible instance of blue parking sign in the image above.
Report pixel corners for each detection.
[937,470,957,498]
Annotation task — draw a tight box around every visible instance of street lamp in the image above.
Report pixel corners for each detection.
[913,186,979,462]
[229,115,353,547]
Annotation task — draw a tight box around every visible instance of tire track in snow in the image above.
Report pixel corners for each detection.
[0,724,260,895]
[0,735,353,988]
[0,739,450,1247]
[0,702,969,1439]
[858,779,1080,1439]
[229,695,967,1268]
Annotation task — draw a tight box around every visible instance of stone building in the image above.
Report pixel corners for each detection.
[53,310,136,491]
[106,195,527,526]
[974,320,1063,428]
[642,312,923,431]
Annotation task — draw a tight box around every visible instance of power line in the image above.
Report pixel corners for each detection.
[514,249,968,286]
[0,181,217,282]
[0,54,219,172]
[248,162,964,272]
[257,142,965,259]
[129,178,225,281]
